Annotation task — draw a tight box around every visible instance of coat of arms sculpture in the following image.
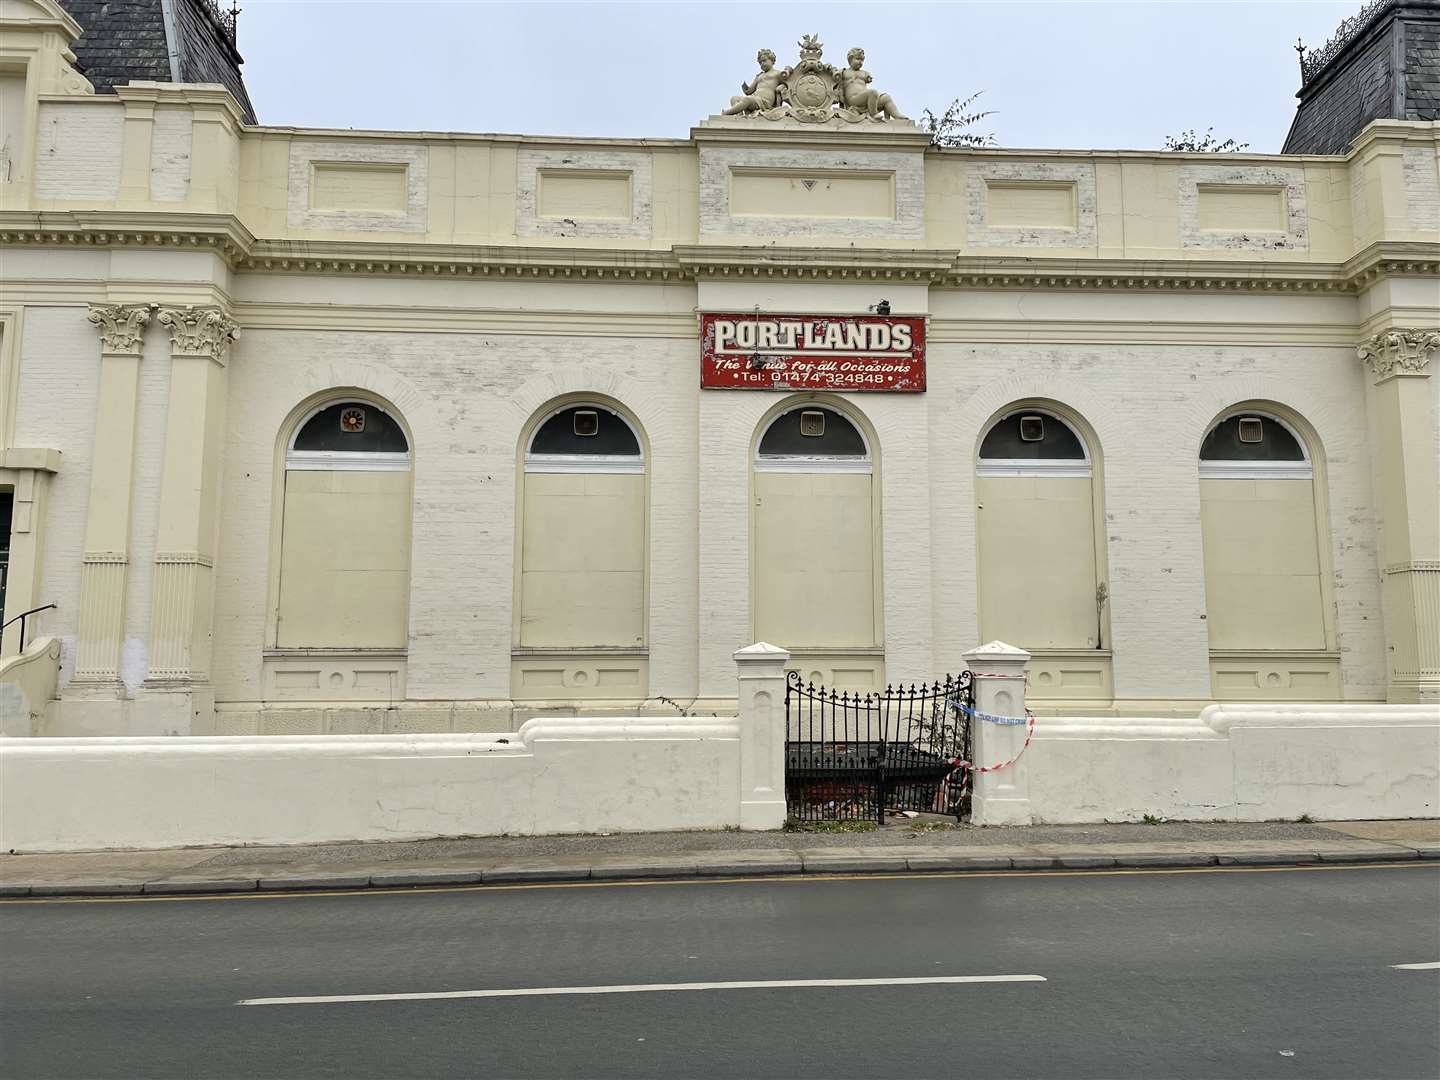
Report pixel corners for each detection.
[721,35,910,125]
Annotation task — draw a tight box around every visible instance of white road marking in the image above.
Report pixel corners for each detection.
[1391,961,1440,970]
[239,974,1046,1007]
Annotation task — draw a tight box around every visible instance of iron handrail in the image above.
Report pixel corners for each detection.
[1,603,56,654]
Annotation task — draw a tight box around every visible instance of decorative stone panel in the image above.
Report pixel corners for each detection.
[287,140,428,233]
[1179,164,1308,251]
[516,148,653,240]
[699,145,923,241]
[965,161,1096,249]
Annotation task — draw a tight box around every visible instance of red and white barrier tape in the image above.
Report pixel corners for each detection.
[950,710,1035,776]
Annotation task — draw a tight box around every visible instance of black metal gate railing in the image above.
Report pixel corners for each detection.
[784,670,974,824]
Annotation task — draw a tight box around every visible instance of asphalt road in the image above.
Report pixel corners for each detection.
[2,865,1437,1080]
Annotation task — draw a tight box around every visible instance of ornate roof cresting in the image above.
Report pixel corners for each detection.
[720,35,910,124]
[1357,328,1440,380]
[1296,0,1397,85]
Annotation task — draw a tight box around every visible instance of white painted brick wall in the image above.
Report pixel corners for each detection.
[213,315,700,705]
[15,307,99,648]
[1402,147,1440,235]
[33,103,122,201]
[148,107,192,202]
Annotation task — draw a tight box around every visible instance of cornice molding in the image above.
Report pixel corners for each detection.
[86,302,154,355]
[2,212,1437,293]
[157,305,240,363]
[1357,327,1440,381]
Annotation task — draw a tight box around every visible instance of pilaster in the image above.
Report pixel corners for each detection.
[70,303,152,689]
[1357,328,1440,703]
[141,305,237,731]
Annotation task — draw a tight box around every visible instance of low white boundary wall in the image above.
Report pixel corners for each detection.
[0,644,795,854]
[1,718,744,852]
[3,642,1435,852]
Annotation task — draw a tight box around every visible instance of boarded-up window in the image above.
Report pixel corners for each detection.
[753,407,876,649]
[1199,415,1325,650]
[520,406,645,649]
[977,411,1100,650]
[277,402,411,649]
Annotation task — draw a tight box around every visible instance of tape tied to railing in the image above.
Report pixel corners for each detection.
[948,711,1036,776]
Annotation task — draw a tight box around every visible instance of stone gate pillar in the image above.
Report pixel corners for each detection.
[1358,329,1440,704]
[733,641,790,830]
[962,640,1033,825]
[135,305,239,733]
[70,304,153,693]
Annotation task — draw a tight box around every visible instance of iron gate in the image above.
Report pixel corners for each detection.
[783,670,975,824]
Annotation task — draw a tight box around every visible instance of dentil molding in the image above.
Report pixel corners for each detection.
[157,305,240,363]
[86,303,155,355]
[1357,328,1440,382]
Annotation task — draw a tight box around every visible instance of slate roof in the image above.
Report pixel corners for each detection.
[59,0,256,123]
[1283,0,1439,154]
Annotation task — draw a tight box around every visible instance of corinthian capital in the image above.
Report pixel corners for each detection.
[157,306,240,363]
[87,303,155,355]
[1357,328,1440,382]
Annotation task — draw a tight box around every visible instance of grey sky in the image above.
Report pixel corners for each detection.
[237,1,1363,152]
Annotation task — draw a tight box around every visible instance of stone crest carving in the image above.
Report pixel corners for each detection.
[87,303,155,355]
[721,35,909,125]
[1357,328,1440,381]
[157,306,240,362]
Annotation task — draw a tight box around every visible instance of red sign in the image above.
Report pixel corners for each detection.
[700,313,926,392]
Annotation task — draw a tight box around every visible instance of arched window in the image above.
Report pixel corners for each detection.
[516,402,646,664]
[752,404,880,673]
[1199,410,1328,657]
[976,407,1106,665]
[275,399,413,649]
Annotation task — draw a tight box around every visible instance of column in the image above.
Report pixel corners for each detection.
[962,640,1032,826]
[1358,329,1440,703]
[733,641,790,830]
[70,304,153,690]
[140,305,238,731]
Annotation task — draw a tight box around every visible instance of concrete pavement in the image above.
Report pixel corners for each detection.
[2,818,1436,896]
[2,864,1437,1078]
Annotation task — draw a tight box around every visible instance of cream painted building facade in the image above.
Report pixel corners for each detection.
[2,2,1438,739]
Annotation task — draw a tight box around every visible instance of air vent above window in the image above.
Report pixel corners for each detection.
[573,410,600,437]
[1018,415,1045,442]
[1238,417,1264,444]
[799,410,826,438]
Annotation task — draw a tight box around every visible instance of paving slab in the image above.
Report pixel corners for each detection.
[1321,820,1440,845]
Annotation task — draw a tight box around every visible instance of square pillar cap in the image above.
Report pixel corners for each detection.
[733,641,791,663]
[962,640,1032,665]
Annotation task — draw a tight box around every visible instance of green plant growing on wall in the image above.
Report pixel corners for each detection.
[919,92,997,148]
[1163,127,1250,152]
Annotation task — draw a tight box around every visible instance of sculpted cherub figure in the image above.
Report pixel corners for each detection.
[837,47,907,120]
[724,49,787,115]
